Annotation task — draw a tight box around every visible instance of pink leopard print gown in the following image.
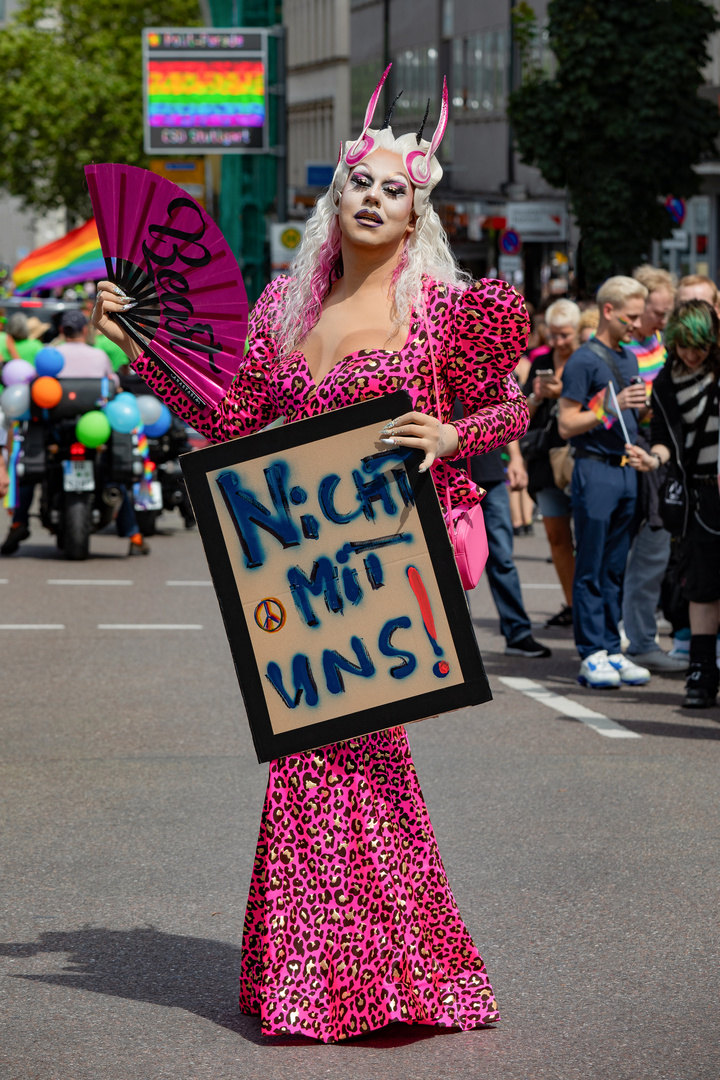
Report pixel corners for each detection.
[133,276,529,1042]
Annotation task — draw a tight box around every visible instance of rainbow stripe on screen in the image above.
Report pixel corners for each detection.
[12,219,104,294]
[148,59,265,127]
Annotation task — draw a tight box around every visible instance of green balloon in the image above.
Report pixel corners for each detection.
[76,410,112,448]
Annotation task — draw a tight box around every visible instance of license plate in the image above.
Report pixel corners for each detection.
[62,460,95,492]
[133,480,163,511]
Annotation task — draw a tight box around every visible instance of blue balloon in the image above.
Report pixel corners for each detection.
[104,393,142,434]
[143,402,172,437]
[35,347,64,378]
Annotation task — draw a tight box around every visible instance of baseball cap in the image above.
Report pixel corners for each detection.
[61,309,88,332]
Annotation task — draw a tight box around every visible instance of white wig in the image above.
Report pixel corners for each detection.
[276,65,470,355]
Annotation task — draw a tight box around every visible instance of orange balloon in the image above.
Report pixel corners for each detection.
[31,376,63,409]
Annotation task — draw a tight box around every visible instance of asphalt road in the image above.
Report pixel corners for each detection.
[1,512,718,1080]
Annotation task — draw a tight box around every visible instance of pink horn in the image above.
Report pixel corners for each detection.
[426,76,449,161]
[405,77,449,186]
[345,63,392,166]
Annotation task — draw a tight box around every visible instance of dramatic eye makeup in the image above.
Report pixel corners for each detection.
[349,170,409,197]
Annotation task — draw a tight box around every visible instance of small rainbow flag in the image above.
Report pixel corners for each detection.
[627,332,666,386]
[588,387,616,430]
[12,219,105,294]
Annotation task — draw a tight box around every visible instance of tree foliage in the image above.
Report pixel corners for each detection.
[0,0,202,221]
[508,0,720,287]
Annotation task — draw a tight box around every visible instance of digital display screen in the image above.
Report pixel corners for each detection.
[144,29,268,153]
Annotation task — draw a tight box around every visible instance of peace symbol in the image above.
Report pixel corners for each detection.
[254,597,287,633]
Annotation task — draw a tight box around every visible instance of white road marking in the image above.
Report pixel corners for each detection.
[47,579,134,586]
[0,624,65,630]
[0,579,8,584]
[97,624,203,630]
[165,580,212,586]
[498,676,641,739]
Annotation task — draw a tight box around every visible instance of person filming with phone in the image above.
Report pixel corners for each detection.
[522,298,581,627]
[557,276,650,689]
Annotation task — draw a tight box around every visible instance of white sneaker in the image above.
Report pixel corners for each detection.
[578,650,621,689]
[668,631,690,660]
[607,653,651,685]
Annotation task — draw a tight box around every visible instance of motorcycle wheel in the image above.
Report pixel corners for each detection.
[63,493,92,561]
[135,509,159,537]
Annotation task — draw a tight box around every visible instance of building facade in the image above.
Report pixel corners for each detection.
[348,0,569,303]
[284,0,351,213]
[346,0,720,299]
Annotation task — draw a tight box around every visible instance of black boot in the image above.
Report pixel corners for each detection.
[682,661,719,709]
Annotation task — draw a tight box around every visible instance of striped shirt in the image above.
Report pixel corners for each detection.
[671,367,719,477]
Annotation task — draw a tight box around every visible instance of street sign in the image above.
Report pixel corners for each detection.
[506,200,567,241]
[143,28,269,154]
[662,229,689,250]
[664,196,686,226]
[500,229,522,255]
[149,158,206,207]
[498,254,522,274]
[270,222,306,276]
[306,163,335,187]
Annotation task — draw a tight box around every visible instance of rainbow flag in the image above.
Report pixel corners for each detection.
[588,387,616,430]
[627,332,666,386]
[12,219,104,294]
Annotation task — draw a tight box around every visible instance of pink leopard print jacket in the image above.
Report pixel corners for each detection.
[132,276,530,509]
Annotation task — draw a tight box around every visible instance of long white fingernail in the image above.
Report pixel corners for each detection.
[380,437,397,445]
[122,302,137,310]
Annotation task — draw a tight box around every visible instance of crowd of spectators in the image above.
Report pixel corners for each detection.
[494,269,720,709]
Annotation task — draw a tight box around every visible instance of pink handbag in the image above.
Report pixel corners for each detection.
[424,309,488,591]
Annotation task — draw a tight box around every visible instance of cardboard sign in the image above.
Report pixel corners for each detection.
[181,391,491,761]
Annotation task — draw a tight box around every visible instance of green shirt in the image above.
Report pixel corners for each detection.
[94,333,128,373]
[0,335,42,363]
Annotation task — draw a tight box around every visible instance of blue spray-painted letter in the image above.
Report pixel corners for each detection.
[216,461,300,568]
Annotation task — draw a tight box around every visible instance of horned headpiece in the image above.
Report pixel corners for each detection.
[330,64,449,219]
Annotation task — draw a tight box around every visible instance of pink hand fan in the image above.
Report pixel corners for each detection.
[85,163,248,415]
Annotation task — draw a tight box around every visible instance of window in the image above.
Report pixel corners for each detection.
[453,27,507,115]
[394,45,438,122]
[351,60,383,126]
[288,98,334,188]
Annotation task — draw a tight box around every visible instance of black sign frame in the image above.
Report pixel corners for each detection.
[181,391,491,762]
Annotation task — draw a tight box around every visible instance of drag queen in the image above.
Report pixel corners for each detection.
[94,67,529,1042]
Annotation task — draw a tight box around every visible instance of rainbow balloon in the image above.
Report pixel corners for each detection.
[147,59,265,128]
[12,219,105,294]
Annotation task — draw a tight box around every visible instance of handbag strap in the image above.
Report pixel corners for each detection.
[585,339,629,391]
[422,301,461,543]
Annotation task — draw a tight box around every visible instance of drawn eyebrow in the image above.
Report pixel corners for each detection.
[352,168,409,185]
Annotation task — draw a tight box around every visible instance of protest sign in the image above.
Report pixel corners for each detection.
[181,390,491,761]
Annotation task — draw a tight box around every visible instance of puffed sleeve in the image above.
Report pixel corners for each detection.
[444,279,530,458]
[131,279,285,445]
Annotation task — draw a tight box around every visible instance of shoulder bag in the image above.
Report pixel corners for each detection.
[424,307,488,591]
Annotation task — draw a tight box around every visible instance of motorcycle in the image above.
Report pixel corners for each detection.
[15,378,147,560]
[118,371,195,536]
[135,416,196,536]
